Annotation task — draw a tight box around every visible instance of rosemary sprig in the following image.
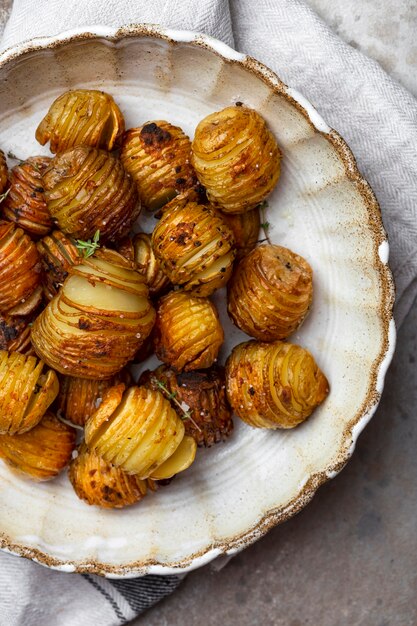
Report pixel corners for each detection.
[258,200,271,244]
[75,230,100,258]
[0,188,10,204]
[152,377,202,432]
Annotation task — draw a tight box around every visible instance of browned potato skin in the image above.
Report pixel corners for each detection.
[226,340,329,429]
[43,146,139,242]
[221,208,260,260]
[120,121,198,210]
[2,157,52,237]
[228,244,313,341]
[36,89,125,153]
[0,308,42,355]
[154,291,224,372]
[0,222,41,314]
[152,195,235,297]
[0,350,59,434]
[0,150,8,194]
[140,365,233,447]
[191,105,281,214]
[69,443,148,508]
[132,233,170,297]
[0,411,76,480]
[57,369,131,426]
[37,230,82,301]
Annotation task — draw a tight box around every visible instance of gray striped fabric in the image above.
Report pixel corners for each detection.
[1,0,417,624]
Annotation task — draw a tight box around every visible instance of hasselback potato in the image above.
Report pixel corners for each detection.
[140,365,233,447]
[43,146,139,242]
[191,105,281,213]
[0,314,35,355]
[221,208,260,260]
[0,411,75,480]
[69,443,148,508]
[152,195,235,296]
[37,230,82,300]
[36,89,125,153]
[132,233,170,297]
[154,291,224,371]
[228,244,313,341]
[57,370,131,426]
[31,250,155,379]
[2,156,52,237]
[84,383,196,478]
[0,350,59,434]
[0,222,41,314]
[0,150,7,194]
[120,121,198,210]
[226,340,329,429]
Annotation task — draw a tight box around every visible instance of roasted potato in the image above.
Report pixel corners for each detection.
[31,250,155,379]
[69,443,148,508]
[0,350,59,434]
[132,233,170,297]
[140,365,233,447]
[120,121,198,210]
[154,291,224,371]
[226,340,329,429]
[43,146,139,242]
[2,157,52,237]
[57,370,131,426]
[152,195,235,296]
[37,230,82,301]
[191,105,281,213]
[0,150,8,194]
[0,314,36,355]
[228,244,313,341]
[221,208,260,260]
[36,89,125,153]
[85,383,196,478]
[0,222,41,314]
[0,411,76,480]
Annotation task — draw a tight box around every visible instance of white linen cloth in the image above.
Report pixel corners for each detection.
[1,1,416,625]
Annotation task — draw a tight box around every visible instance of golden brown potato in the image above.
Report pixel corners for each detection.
[191,105,281,213]
[2,157,52,237]
[43,146,139,242]
[228,245,313,341]
[0,411,76,480]
[226,340,329,429]
[0,222,41,314]
[140,365,233,447]
[84,384,195,478]
[31,250,155,379]
[120,121,198,210]
[0,350,59,434]
[152,195,235,296]
[132,233,170,297]
[36,89,125,153]
[37,230,82,301]
[0,150,8,194]
[221,208,260,260]
[0,313,37,355]
[69,443,148,508]
[154,291,224,371]
[57,370,131,426]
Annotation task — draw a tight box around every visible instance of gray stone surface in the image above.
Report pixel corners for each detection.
[0,1,415,625]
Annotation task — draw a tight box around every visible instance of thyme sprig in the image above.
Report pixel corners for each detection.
[258,200,271,245]
[75,230,101,258]
[0,188,10,204]
[152,377,202,432]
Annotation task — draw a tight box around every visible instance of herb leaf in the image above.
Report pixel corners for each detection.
[0,188,10,204]
[152,377,202,432]
[258,200,271,244]
[75,230,100,258]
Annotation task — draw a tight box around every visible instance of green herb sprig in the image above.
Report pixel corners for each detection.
[75,230,101,259]
[258,200,271,244]
[152,377,202,432]
[0,188,10,204]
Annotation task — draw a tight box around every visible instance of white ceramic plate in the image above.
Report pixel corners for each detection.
[0,25,395,577]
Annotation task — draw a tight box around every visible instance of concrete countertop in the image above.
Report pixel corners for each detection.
[0,2,415,625]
